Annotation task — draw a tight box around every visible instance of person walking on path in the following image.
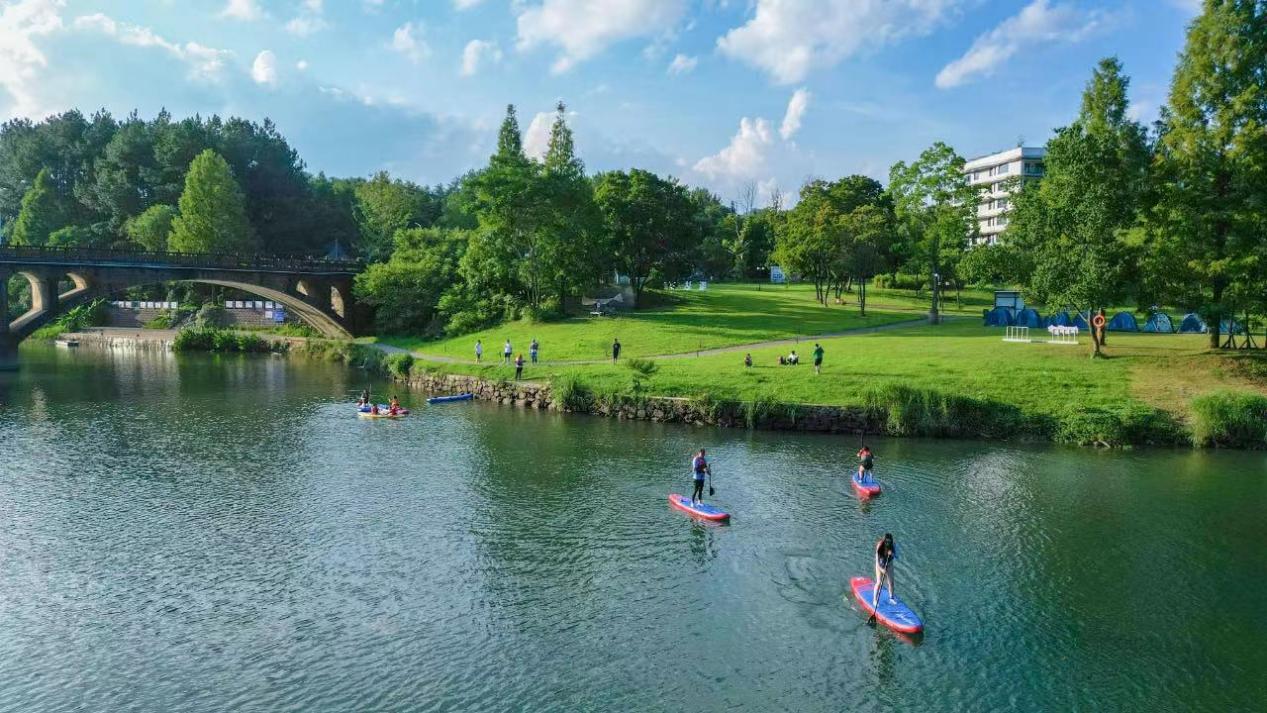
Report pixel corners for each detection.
[514,354,525,380]
[530,338,539,364]
[474,340,483,363]
[813,343,824,375]
[612,338,622,363]
[503,339,513,365]
[690,449,712,505]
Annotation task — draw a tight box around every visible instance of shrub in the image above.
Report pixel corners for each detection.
[1190,391,1267,448]
[172,327,275,353]
[194,303,228,328]
[553,374,593,411]
[31,298,109,339]
[1054,404,1183,447]
[384,353,415,379]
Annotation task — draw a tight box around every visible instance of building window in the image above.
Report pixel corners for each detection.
[996,163,1010,174]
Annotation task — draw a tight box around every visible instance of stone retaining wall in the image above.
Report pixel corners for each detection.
[401,372,878,434]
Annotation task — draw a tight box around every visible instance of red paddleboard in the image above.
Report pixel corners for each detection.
[852,472,881,499]
[668,493,730,521]
[850,576,923,634]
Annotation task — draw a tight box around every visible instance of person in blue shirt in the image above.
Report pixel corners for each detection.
[690,449,712,504]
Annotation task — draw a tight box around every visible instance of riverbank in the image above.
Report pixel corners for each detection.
[56,314,1267,449]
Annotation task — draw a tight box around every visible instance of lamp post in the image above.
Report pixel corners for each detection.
[930,271,941,324]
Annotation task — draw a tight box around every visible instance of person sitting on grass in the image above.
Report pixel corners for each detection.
[787,350,800,365]
[744,353,753,368]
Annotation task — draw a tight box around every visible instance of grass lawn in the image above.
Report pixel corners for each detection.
[378,283,990,361]
[407,319,1267,428]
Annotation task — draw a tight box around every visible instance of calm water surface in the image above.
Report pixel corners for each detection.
[0,345,1264,712]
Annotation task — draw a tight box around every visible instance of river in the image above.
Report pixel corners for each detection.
[1,345,1264,712]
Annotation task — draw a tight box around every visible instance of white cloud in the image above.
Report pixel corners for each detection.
[286,0,327,36]
[523,111,553,160]
[74,13,233,82]
[296,59,309,70]
[251,49,278,85]
[454,0,484,9]
[936,0,1106,89]
[667,53,697,75]
[693,116,774,180]
[516,0,686,73]
[779,87,810,140]
[460,39,502,76]
[0,0,65,119]
[391,21,429,63]
[220,0,263,21]
[718,0,960,84]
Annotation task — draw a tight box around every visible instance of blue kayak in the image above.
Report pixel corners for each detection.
[427,393,474,404]
[850,576,923,634]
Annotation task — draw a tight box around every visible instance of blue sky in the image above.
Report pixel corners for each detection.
[0,0,1200,204]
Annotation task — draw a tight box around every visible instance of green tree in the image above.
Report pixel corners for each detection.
[354,227,469,334]
[1152,0,1267,349]
[47,225,97,247]
[889,142,977,323]
[539,102,603,311]
[353,171,440,261]
[10,168,65,246]
[842,204,896,316]
[169,149,256,253]
[1008,57,1151,355]
[464,105,550,310]
[594,169,698,305]
[124,204,177,251]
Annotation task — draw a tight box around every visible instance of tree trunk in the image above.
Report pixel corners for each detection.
[1098,308,1107,346]
[859,277,867,317]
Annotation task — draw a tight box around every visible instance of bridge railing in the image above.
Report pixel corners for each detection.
[0,245,363,274]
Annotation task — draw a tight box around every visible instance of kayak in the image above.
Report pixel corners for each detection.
[668,493,730,522]
[427,393,474,404]
[358,404,409,415]
[852,472,881,499]
[850,576,923,634]
[358,411,405,419]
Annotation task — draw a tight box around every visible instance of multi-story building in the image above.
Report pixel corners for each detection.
[963,146,1046,245]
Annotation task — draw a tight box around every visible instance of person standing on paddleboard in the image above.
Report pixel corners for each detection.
[873,533,897,608]
[857,445,875,484]
[690,449,712,505]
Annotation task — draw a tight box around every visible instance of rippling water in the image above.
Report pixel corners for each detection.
[0,345,1264,712]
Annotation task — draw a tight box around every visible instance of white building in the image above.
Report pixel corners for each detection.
[963,146,1046,245]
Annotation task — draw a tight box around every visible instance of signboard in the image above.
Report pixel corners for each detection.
[770,265,786,284]
[273,309,286,323]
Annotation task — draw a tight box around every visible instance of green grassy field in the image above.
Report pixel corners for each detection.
[379,283,990,361]
[365,282,1265,444]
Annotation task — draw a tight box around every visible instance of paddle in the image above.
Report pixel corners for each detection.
[708,467,715,497]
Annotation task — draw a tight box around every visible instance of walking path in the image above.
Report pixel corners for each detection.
[371,316,937,366]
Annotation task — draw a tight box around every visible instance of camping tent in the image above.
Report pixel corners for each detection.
[1179,313,1207,333]
[1015,308,1042,328]
[984,307,1014,326]
[1048,311,1072,327]
[1072,312,1090,330]
[1107,312,1139,332]
[1143,313,1174,333]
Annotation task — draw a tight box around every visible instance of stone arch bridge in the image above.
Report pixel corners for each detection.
[1,246,363,369]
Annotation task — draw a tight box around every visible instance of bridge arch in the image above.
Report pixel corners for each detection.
[191,280,351,338]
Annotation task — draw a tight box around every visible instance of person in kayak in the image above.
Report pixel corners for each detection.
[690,449,712,505]
[370,402,381,416]
[857,445,875,484]
[358,389,370,407]
[873,533,897,607]
[389,395,401,415]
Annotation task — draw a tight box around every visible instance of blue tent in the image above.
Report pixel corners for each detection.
[1049,311,1072,327]
[1143,313,1174,333]
[1072,313,1090,330]
[984,307,1014,326]
[1107,312,1139,332]
[1220,319,1242,334]
[1015,308,1042,328]
[1179,313,1207,333]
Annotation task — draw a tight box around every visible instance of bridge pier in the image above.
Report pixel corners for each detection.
[0,269,13,371]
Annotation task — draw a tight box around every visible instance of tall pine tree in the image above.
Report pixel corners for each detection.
[1153,0,1267,348]
[169,149,256,254]
[10,168,65,246]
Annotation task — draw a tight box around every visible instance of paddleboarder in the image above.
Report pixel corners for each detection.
[873,533,897,608]
[690,449,712,505]
[857,445,875,484]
